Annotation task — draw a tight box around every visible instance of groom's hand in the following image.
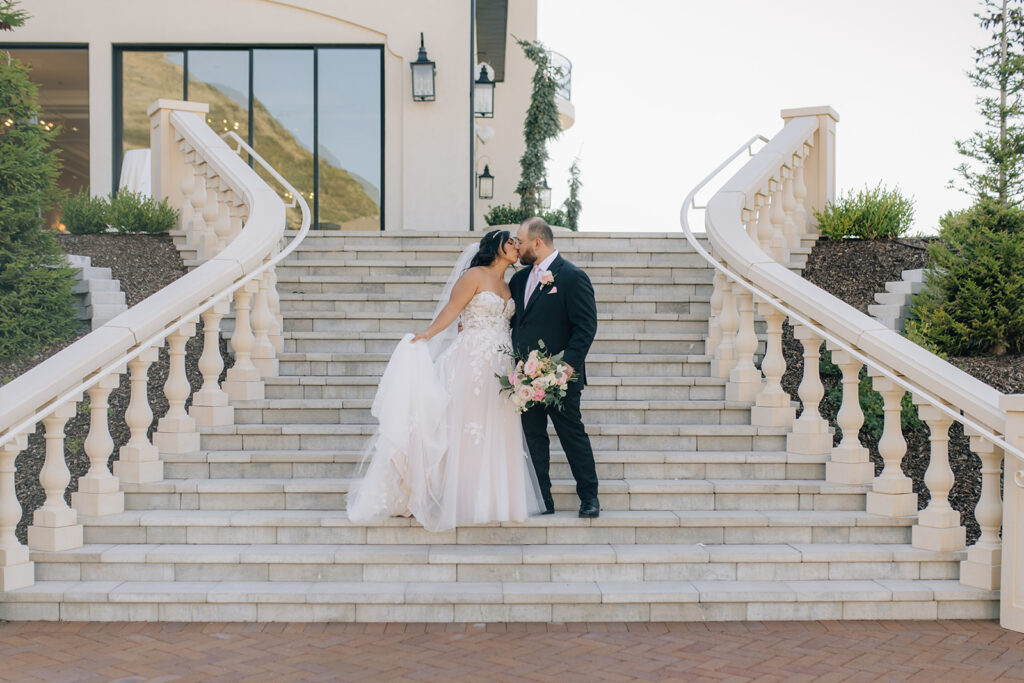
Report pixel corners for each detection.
[563,362,574,377]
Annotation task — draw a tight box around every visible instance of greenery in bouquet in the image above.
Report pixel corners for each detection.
[497,340,577,414]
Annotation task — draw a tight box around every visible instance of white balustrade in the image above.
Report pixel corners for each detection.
[214,183,232,250]
[742,206,757,242]
[755,191,772,252]
[706,270,725,359]
[115,345,164,484]
[911,400,965,551]
[781,164,798,249]
[726,288,762,402]
[0,431,32,590]
[190,300,235,427]
[711,277,738,379]
[266,266,283,353]
[179,146,196,237]
[792,147,809,236]
[189,165,208,255]
[223,280,265,401]
[28,400,84,551]
[768,178,789,263]
[825,346,873,484]
[251,264,278,378]
[864,372,917,517]
[960,430,1003,590]
[786,324,832,455]
[200,168,221,259]
[72,372,125,517]
[750,302,794,427]
[153,321,200,455]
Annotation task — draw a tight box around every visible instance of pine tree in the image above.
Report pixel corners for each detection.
[515,39,562,218]
[953,0,1024,205]
[563,158,582,231]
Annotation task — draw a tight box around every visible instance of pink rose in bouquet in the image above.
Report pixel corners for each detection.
[497,340,578,415]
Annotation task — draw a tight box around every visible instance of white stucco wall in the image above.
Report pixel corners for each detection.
[8,0,536,230]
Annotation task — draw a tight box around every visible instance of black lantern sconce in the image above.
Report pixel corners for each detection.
[538,178,552,210]
[477,164,494,200]
[411,33,436,101]
[474,65,494,118]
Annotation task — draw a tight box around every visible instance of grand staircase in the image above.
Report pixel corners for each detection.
[0,231,997,622]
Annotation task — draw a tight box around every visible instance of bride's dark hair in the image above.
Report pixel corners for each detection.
[468,229,513,269]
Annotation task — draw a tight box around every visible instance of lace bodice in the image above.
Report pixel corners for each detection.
[460,291,514,332]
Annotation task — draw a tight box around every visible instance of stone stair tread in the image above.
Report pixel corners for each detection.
[279,310,706,322]
[282,331,706,341]
[278,292,712,303]
[201,423,789,436]
[261,375,727,387]
[276,351,708,362]
[230,397,744,410]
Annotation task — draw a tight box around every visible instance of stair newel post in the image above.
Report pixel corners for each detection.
[755,191,772,252]
[223,280,265,401]
[251,263,278,378]
[781,163,798,249]
[1000,396,1024,630]
[911,401,965,550]
[786,325,832,455]
[190,299,235,427]
[115,345,163,484]
[825,346,873,484]
[72,371,126,517]
[706,269,725,359]
[28,400,84,551]
[0,431,33,590]
[214,180,232,251]
[960,429,1003,590]
[751,302,795,427]
[266,265,283,353]
[726,285,761,402]
[864,371,917,517]
[768,178,790,263]
[200,167,221,260]
[792,145,810,237]
[153,320,201,455]
[711,276,738,379]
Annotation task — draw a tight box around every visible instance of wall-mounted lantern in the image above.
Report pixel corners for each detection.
[477,164,494,199]
[411,33,436,102]
[539,178,552,209]
[474,65,494,118]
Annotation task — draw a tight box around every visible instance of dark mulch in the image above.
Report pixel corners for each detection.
[783,236,1022,545]
[11,233,232,543]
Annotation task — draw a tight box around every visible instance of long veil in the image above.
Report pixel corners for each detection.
[425,242,480,361]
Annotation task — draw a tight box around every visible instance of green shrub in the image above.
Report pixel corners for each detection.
[484,203,526,226]
[60,191,109,234]
[906,198,1024,355]
[814,183,915,239]
[107,190,178,233]
[541,208,567,227]
[0,251,79,361]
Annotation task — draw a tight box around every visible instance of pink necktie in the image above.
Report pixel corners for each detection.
[525,265,542,305]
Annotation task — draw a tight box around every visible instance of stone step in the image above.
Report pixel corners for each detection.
[162,449,825,481]
[263,374,728,401]
[276,352,714,379]
[275,259,715,276]
[119,477,863,513]
[281,280,710,298]
[77,509,911,547]
[0,578,994,622]
[280,331,708,355]
[229,398,751,427]
[24,542,963,585]
[198,422,790,453]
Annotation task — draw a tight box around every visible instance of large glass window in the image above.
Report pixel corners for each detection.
[115,46,383,230]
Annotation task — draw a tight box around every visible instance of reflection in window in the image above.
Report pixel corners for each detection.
[121,51,183,155]
[317,49,381,230]
[188,50,249,140]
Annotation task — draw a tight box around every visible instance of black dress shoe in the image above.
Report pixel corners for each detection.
[578,498,600,518]
[542,495,555,515]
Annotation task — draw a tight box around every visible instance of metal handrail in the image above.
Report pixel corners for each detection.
[680,131,1024,464]
[0,130,310,450]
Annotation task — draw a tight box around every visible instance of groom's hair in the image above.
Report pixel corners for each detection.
[522,217,554,246]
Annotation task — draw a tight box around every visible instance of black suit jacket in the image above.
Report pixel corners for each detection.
[510,255,598,385]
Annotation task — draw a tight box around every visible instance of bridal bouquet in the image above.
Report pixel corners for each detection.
[497,340,576,414]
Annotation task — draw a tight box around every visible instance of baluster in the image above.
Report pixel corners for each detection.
[190,299,235,427]
[825,346,873,484]
[28,400,84,551]
[864,371,917,517]
[251,267,278,378]
[189,166,208,258]
[705,270,725,359]
[153,321,201,454]
[115,345,163,483]
[781,164,799,249]
[786,324,832,455]
[178,147,196,237]
[214,183,232,251]
[266,266,283,353]
[911,401,965,550]
[72,372,125,517]
[0,431,33,590]
[769,178,790,263]
[792,148,809,237]
[751,302,795,427]
[755,191,772,252]
[960,430,1003,589]
[726,287,761,402]
[223,280,265,400]
[742,206,757,241]
[711,277,738,379]
[199,169,221,259]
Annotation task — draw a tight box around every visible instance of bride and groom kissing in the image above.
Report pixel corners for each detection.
[347,217,600,532]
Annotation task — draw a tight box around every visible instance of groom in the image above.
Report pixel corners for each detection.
[511,217,600,518]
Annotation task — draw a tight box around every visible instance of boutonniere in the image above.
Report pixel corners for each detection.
[538,270,555,291]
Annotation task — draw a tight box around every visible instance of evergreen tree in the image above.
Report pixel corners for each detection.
[563,158,582,231]
[953,0,1024,205]
[0,2,78,362]
[515,39,562,218]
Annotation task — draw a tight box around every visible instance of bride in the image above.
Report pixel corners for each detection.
[346,229,544,531]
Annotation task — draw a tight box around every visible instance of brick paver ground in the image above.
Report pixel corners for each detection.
[1,620,1022,681]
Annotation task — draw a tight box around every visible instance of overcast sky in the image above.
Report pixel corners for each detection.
[538,0,991,234]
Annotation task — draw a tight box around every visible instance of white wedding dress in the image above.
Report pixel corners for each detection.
[346,290,544,532]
